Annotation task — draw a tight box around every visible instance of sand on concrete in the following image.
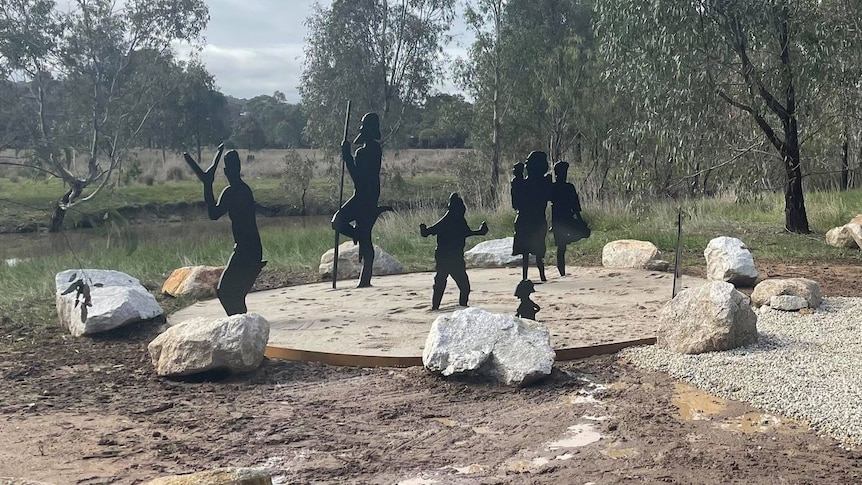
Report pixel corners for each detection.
[169,266,707,357]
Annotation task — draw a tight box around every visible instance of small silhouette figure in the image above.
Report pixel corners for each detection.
[332,112,392,287]
[514,279,540,320]
[550,161,588,276]
[512,151,552,282]
[419,193,489,310]
[510,161,525,210]
[184,145,266,316]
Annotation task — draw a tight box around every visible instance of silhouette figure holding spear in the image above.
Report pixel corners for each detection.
[331,111,392,288]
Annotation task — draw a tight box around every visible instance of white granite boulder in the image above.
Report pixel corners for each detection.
[825,225,858,249]
[750,278,822,309]
[423,307,555,387]
[148,313,270,377]
[161,265,224,298]
[602,240,663,269]
[464,237,534,268]
[704,236,758,286]
[142,467,272,485]
[657,281,758,354]
[55,269,163,337]
[319,241,403,280]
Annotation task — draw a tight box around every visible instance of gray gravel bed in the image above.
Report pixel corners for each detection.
[620,296,862,446]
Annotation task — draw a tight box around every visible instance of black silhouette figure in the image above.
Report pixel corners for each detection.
[419,193,489,310]
[184,145,265,316]
[331,112,391,288]
[550,161,588,276]
[512,151,552,282]
[514,279,540,320]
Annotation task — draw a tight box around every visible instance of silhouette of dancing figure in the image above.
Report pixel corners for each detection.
[331,112,391,288]
[512,151,552,282]
[514,279,540,320]
[185,145,265,315]
[550,161,588,277]
[420,193,489,310]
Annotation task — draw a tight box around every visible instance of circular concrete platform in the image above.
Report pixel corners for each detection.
[169,267,706,359]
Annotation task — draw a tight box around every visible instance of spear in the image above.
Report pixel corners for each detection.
[332,100,351,289]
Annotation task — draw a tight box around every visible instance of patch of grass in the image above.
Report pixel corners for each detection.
[6,182,862,336]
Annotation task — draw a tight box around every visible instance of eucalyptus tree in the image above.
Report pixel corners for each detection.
[0,0,209,231]
[595,0,862,233]
[500,0,595,166]
[174,62,230,164]
[300,0,456,148]
[459,0,506,194]
[245,92,307,148]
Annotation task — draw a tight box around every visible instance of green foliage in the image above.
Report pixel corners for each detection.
[299,0,456,147]
[0,0,210,231]
[282,150,316,214]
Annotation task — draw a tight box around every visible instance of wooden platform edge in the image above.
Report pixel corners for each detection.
[265,337,656,368]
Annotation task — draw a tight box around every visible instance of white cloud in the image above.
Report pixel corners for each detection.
[201,43,305,100]
[178,0,473,102]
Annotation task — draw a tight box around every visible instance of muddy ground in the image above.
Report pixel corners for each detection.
[2,262,862,484]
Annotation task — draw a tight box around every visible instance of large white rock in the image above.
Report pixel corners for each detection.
[464,237,534,268]
[319,241,403,280]
[148,313,270,377]
[602,240,662,269]
[55,269,163,337]
[825,225,858,249]
[147,313,269,376]
[704,236,758,286]
[656,281,758,354]
[422,307,555,387]
[750,278,822,309]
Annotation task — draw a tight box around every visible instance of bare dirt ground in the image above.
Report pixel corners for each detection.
[3,262,862,484]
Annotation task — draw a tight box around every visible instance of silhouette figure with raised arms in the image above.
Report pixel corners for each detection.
[331,112,392,287]
[550,161,589,276]
[511,151,552,282]
[184,144,265,315]
[514,279,540,320]
[420,192,489,310]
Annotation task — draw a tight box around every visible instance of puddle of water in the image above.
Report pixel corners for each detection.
[548,423,603,449]
[603,442,640,459]
[672,383,727,420]
[718,412,806,434]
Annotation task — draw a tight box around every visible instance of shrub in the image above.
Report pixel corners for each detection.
[166,166,185,181]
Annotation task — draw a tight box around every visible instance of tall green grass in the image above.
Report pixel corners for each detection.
[4,187,862,328]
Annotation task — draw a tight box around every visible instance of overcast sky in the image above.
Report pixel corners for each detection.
[195,0,471,102]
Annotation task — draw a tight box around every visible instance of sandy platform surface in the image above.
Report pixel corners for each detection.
[169,266,706,357]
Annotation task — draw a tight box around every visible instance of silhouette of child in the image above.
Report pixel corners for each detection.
[420,193,489,310]
[514,279,540,320]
